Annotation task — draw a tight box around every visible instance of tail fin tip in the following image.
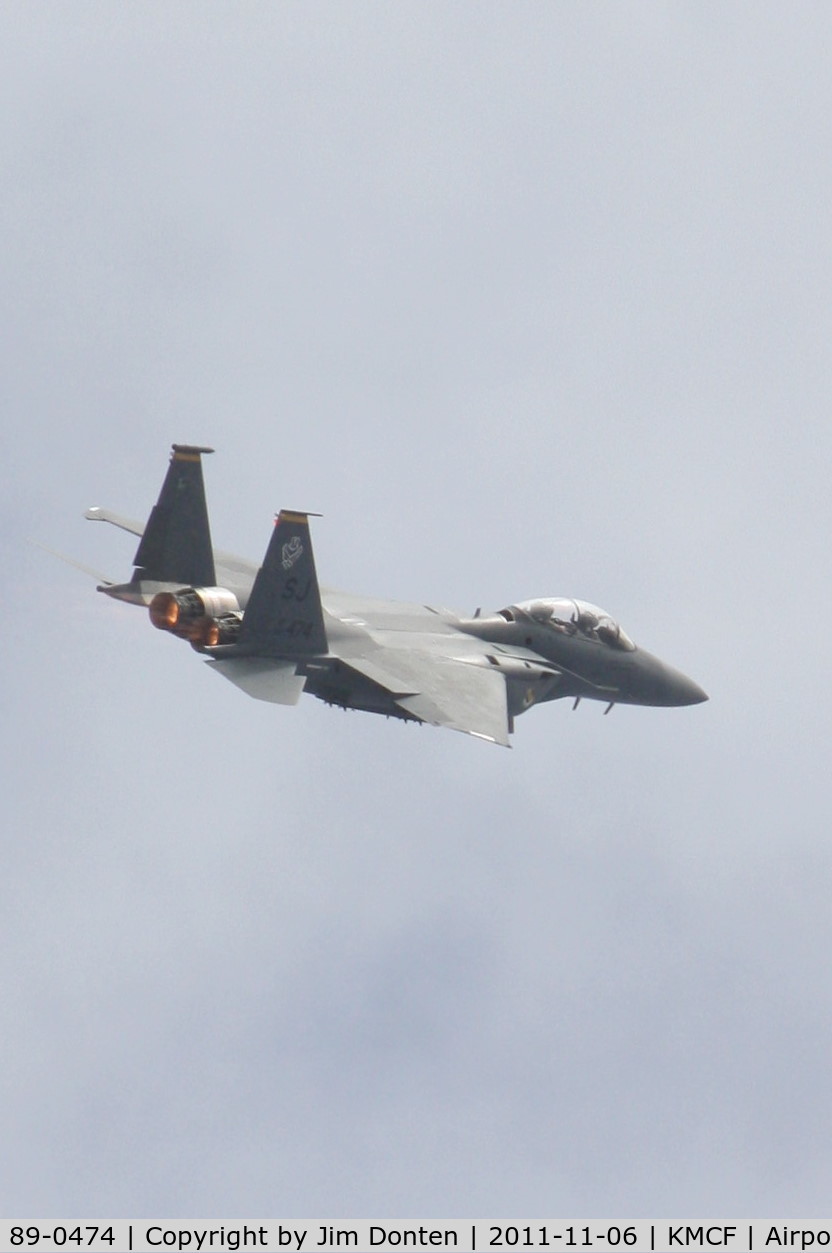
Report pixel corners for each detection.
[171,443,215,458]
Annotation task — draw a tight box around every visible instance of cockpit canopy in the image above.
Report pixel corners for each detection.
[503,597,636,651]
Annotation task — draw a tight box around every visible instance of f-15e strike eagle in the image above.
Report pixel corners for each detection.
[85,444,707,747]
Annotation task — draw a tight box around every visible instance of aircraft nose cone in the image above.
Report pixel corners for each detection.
[662,665,708,706]
[632,651,708,706]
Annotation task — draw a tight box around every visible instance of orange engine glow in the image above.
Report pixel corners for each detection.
[200,620,220,647]
[148,587,241,641]
[189,613,242,650]
[149,592,180,630]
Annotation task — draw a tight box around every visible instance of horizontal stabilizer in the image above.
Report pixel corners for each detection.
[100,578,199,607]
[85,507,145,537]
[236,511,328,657]
[206,656,306,704]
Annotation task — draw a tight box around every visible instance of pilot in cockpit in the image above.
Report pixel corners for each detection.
[513,598,635,651]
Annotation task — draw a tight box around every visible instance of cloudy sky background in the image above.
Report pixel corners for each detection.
[3,1,832,1217]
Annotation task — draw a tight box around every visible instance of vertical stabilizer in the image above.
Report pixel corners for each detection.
[132,444,216,587]
[236,511,328,656]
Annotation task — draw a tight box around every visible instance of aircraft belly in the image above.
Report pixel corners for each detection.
[302,664,419,721]
[323,646,511,746]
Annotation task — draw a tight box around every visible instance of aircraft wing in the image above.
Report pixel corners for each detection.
[343,649,511,747]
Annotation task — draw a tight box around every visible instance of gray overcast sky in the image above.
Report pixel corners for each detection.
[3,0,832,1217]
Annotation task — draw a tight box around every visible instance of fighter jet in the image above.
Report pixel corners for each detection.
[84,445,707,747]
